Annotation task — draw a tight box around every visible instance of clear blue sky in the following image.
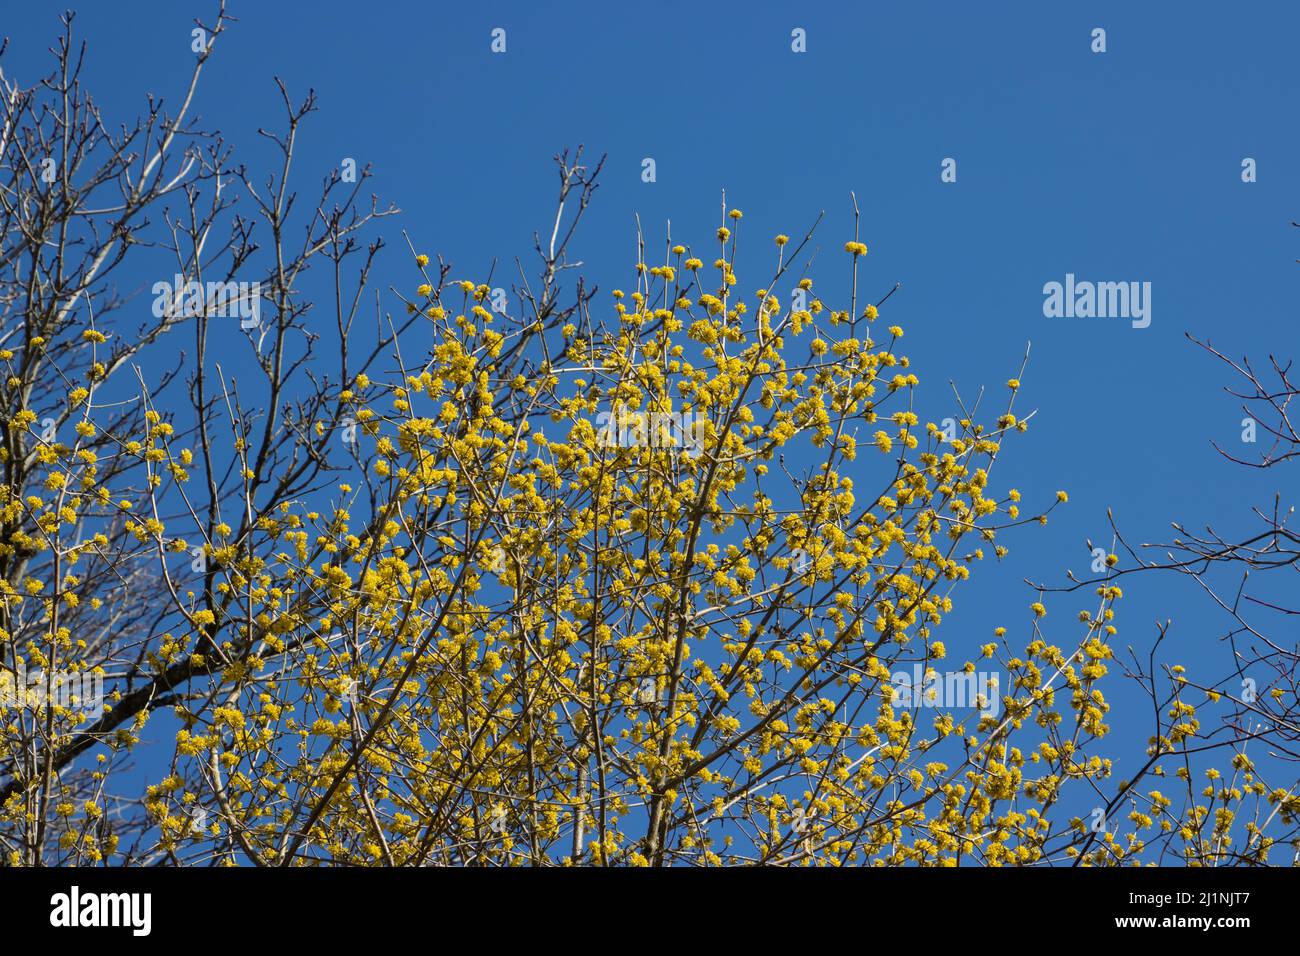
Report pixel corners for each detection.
[4,0,1296,843]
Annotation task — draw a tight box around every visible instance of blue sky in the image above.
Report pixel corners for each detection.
[4,0,1297,850]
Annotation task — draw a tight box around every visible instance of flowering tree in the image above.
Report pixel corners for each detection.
[1,12,1295,867]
